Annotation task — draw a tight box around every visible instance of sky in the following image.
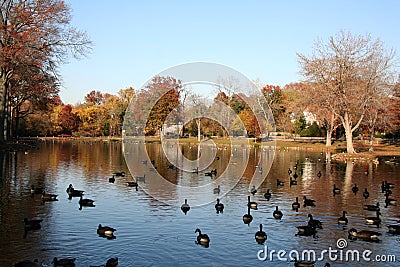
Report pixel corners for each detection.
[59,0,400,104]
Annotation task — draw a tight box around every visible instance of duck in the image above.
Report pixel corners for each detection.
[307,214,322,229]
[363,188,369,199]
[24,218,42,230]
[79,195,95,207]
[273,206,283,219]
[215,198,224,213]
[290,177,297,186]
[338,211,348,225]
[243,206,253,224]
[317,171,322,178]
[387,224,400,234]
[41,191,58,201]
[296,225,317,237]
[364,202,380,211]
[52,257,76,267]
[352,184,359,194]
[247,196,258,210]
[277,179,284,186]
[333,184,340,195]
[292,197,300,210]
[365,210,381,225]
[250,185,257,195]
[348,228,381,241]
[97,224,116,238]
[264,189,271,200]
[303,196,316,207]
[30,185,44,195]
[213,185,221,194]
[181,199,190,214]
[255,224,267,244]
[112,171,125,177]
[195,228,210,247]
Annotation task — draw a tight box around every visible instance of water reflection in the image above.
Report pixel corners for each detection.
[0,141,399,266]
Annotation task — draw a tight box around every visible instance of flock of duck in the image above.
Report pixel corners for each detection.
[18,155,399,267]
[19,172,130,267]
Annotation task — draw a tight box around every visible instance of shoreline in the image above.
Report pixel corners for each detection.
[3,137,400,164]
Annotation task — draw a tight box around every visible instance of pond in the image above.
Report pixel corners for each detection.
[0,140,399,266]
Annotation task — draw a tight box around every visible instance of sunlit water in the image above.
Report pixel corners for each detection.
[0,140,399,266]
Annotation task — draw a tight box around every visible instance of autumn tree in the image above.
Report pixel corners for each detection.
[0,0,91,142]
[298,30,397,153]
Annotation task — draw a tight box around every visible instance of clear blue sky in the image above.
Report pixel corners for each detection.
[59,0,400,104]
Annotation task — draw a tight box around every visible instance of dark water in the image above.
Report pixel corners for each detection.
[0,140,399,267]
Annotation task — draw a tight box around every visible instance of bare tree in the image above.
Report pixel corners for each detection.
[298,30,397,153]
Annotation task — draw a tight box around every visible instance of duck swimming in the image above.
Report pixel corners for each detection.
[195,228,210,247]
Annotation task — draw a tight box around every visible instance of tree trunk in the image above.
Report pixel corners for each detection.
[0,78,7,143]
[343,112,356,154]
[196,118,201,142]
[326,129,332,147]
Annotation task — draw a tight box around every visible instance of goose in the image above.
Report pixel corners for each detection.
[352,184,359,194]
[303,196,316,207]
[288,168,292,175]
[126,180,138,187]
[273,206,283,219]
[292,258,315,267]
[195,228,210,247]
[247,196,258,210]
[192,167,199,174]
[276,179,284,186]
[136,174,146,182]
[105,257,118,267]
[317,171,322,178]
[108,175,115,183]
[112,171,125,177]
[52,257,76,267]
[24,218,42,230]
[290,177,297,186]
[97,224,116,238]
[242,206,253,224]
[338,211,348,225]
[330,167,334,174]
[333,184,340,195]
[292,197,300,210]
[250,185,257,195]
[204,170,213,176]
[387,224,400,234]
[213,185,221,194]
[181,199,190,214]
[215,198,224,213]
[348,228,381,241]
[364,202,380,211]
[41,192,58,201]
[365,210,381,225]
[363,188,370,199]
[385,195,396,206]
[210,169,217,175]
[255,224,267,244]
[293,172,298,179]
[296,225,317,237]
[79,195,95,207]
[307,214,322,229]
[264,189,271,200]
[365,169,369,176]
[30,185,44,195]
[66,184,84,197]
